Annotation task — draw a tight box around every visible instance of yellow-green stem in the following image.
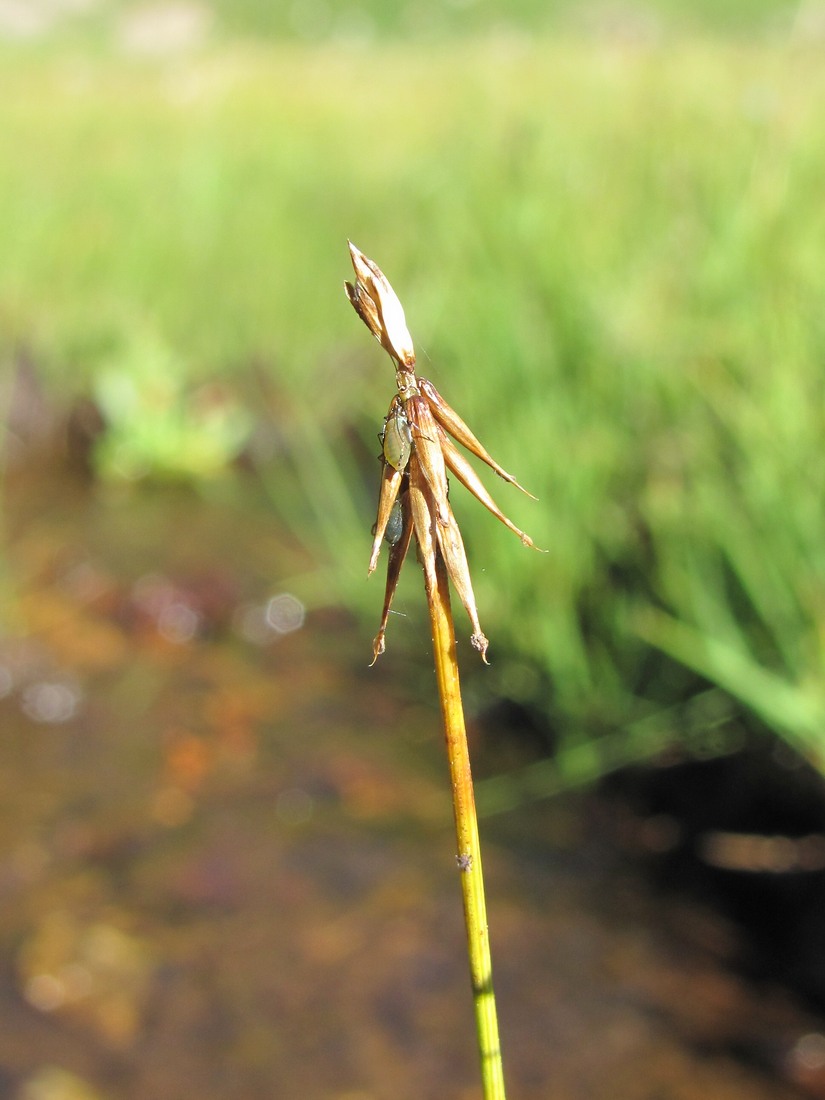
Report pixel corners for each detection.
[428,552,507,1100]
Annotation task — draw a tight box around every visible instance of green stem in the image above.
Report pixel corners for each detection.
[428,552,507,1100]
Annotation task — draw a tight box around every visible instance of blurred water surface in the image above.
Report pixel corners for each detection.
[0,460,823,1099]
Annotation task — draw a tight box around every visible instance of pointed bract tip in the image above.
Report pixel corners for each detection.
[369,631,386,666]
[471,632,490,664]
[521,533,548,552]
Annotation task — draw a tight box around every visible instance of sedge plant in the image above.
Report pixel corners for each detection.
[345,243,542,1099]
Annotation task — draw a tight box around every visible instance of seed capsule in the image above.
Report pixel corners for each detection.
[382,399,412,471]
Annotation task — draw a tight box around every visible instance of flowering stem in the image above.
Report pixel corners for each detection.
[427,550,507,1100]
[344,241,531,1096]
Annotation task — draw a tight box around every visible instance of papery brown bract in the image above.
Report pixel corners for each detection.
[368,461,405,575]
[345,242,416,369]
[406,395,451,527]
[418,378,536,499]
[437,427,540,549]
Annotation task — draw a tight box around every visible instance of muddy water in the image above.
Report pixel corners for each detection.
[0,465,823,1100]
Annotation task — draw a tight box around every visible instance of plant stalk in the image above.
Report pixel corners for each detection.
[427,551,507,1099]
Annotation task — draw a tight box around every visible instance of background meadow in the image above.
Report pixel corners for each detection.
[2,0,825,777]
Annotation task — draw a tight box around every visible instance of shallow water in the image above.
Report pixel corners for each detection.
[0,463,822,1100]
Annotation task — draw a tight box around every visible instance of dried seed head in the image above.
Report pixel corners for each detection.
[345,242,416,369]
[346,243,540,664]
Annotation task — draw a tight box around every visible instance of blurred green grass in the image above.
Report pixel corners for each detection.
[0,0,805,47]
[2,27,825,774]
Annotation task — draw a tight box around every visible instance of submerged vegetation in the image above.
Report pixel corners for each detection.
[2,13,825,778]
